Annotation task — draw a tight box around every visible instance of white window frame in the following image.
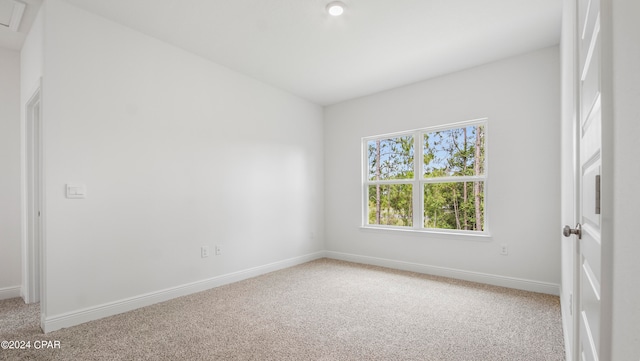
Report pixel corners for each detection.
[362,118,489,237]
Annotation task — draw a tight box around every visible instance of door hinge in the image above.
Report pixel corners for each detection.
[595,175,601,215]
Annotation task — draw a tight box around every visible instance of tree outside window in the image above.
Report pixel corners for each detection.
[364,120,487,233]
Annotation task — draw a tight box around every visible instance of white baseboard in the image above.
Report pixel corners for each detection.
[326,251,560,296]
[42,250,560,333]
[43,251,326,333]
[0,286,21,301]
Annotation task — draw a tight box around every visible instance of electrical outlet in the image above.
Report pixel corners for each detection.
[500,244,508,255]
[215,245,222,256]
[201,246,209,258]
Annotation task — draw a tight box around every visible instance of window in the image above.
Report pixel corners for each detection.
[363,119,487,234]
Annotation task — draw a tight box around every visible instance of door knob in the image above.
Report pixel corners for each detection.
[563,224,582,239]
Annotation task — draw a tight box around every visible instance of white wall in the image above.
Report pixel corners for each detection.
[20,4,43,107]
[0,47,22,299]
[19,1,44,305]
[38,0,324,329]
[324,47,561,291]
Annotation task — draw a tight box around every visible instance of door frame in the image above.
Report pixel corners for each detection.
[560,0,580,358]
[597,0,614,358]
[22,82,45,328]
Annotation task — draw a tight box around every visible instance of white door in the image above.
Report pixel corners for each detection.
[565,0,602,359]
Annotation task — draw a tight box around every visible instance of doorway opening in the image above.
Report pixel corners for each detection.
[24,87,42,310]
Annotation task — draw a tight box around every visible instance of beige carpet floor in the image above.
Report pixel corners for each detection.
[0,258,564,360]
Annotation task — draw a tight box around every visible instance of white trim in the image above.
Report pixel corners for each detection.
[42,251,326,333]
[361,118,488,141]
[362,119,488,233]
[326,251,560,296]
[359,225,492,239]
[419,175,486,184]
[22,83,43,307]
[560,286,574,361]
[0,286,22,301]
[363,176,486,185]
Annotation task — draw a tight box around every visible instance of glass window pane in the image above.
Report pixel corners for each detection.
[423,182,484,231]
[368,184,413,227]
[368,136,414,181]
[423,125,485,178]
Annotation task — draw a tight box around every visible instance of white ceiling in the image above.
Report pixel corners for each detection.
[2,0,562,105]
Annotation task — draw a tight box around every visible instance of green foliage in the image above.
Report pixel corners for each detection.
[368,125,486,231]
[368,184,413,226]
[423,182,484,230]
[368,135,415,226]
[368,136,414,181]
[422,125,485,231]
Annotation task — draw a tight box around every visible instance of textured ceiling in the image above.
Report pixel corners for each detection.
[4,0,562,105]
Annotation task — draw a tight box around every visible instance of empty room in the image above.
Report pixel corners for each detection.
[0,0,638,360]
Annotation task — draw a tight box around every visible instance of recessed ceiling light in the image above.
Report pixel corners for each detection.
[326,1,346,16]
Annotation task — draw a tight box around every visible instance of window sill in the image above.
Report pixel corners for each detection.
[359,226,492,241]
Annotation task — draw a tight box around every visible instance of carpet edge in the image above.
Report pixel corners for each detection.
[326,251,561,295]
[42,251,327,333]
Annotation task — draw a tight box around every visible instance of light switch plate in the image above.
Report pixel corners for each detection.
[66,184,86,199]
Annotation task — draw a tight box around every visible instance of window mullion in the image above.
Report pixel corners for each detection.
[421,176,486,184]
[412,132,422,229]
[365,179,415,185]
